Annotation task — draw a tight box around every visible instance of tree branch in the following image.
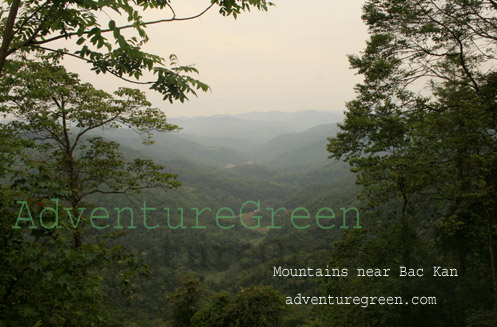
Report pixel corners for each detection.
[72,112,122,153]
[30,3,216,46]
[30,45,155,85]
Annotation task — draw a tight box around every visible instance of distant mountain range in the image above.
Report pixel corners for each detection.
[94,110,344,171]
[168,110,343,145]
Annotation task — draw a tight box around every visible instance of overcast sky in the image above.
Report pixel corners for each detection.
[65,0,368,117]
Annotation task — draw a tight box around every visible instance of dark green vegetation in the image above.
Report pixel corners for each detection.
[323,0,497,326]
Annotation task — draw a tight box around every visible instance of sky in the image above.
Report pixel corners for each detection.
[64,0,368,117]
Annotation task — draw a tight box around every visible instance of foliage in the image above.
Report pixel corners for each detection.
[0,57,180,206]
[166,276,205,327]
[0,0,273,101]
[191,286,286,327]
[326,0,497,325]
[0,227,148,327]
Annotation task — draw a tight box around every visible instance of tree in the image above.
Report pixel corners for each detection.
[0,57,183,325]
[327,0,497,324]
[0,0,274,101]
[191,286,286,327]
[2,56,181,240]
[166,276,205,327]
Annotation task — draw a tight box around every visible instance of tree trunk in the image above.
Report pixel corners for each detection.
[489,221,497,297]
[0,0,21,75]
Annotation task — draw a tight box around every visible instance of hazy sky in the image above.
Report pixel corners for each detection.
[64,0,368,117]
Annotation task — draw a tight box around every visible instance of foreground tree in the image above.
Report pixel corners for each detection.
[2,56,180,238]
[0,0,273,101]
[0,58,182,325]
[326,0,497,325]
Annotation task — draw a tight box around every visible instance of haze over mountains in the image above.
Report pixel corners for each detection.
[104,110,345,170]
[168,110,344,146]
[90,110,344,173]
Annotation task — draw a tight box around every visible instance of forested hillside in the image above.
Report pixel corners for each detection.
[87,112,357,325]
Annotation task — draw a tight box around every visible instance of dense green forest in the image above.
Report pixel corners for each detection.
[1,0,497,326]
